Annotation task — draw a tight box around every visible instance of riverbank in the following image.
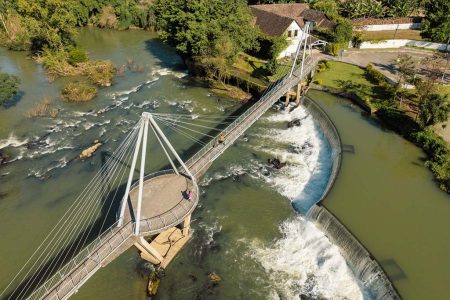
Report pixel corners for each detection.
[312,60,450,193]
[309,90,450,300]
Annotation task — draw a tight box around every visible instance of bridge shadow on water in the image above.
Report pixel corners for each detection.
[6,92,260,299]
[5,151,134,300]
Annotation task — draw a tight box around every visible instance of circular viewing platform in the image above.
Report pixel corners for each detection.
[123,170,198,236]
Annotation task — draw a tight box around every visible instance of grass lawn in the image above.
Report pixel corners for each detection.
[358,29,423,41]
[233,53,266,74]
[313,61,374,92]
[312,61,395,110]
[231,52,296,88]
[436,85,450,100]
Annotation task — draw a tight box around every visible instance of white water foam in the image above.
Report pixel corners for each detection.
[249,106,332,212]
[250,216,370,300]
[0,133,28,150]
[151,67,188,79]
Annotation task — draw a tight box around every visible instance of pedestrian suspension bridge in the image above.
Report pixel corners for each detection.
[1,23,319,300]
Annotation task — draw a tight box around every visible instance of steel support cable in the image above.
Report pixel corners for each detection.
[153,116,215,139]
[153,115,226,132]
[152,113,240,119]
[151,115,237,126]
[154,117,208,146]
[3,121,141,299]
[6,121,142,299]
[153,117,207,146]
[148,122,178,172]
[28,139,137,297]
[18,128,140,299]
[98,143,136,233]
[16,130,139,300]
[153,116,214,144]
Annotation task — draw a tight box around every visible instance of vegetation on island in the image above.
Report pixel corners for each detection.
[61,82,98,102]
[313,58,450,192]
[26,96,58,118]
[0,0,154,102]
[0,71,20,104]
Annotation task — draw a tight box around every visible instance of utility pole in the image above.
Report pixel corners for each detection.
[441,37,450,82]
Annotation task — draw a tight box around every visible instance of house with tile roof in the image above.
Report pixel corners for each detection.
[250,3,332,58]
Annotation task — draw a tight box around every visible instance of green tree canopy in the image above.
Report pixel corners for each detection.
[418,93,450,127]
[0,72,20,104]
[153,0,259,58]
[422,0,450,43]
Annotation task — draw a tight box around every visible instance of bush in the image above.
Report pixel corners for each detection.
[80,60,116,86]
[98,6,118,29]
[326,43,345,56]
[266,58,278,76]
[253,36,288,60]
[313,79,323,85]
[61,82,97,102]
[334,19,353,43]
[26,96,58,118]
[68,48,88,65]
[0,72,20,104]
[317,61,330,72]
[366,64,386,84]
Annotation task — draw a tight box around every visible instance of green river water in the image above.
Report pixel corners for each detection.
[0,29,448,300]
[310,90,450,300]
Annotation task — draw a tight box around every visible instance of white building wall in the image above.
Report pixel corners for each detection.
[278,21,306,59]
[354,23,422,31]
[359,39,450,51]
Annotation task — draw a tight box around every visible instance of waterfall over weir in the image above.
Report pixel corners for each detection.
[301,97,400,300]
[308,205,401,300]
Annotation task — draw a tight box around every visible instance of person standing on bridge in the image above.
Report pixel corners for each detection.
[218,135,225,145]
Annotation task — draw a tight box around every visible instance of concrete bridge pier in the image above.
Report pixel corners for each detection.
[134,213,193,269]
[285,82,304,106]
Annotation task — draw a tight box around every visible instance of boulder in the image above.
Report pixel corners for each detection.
[148,271,160,297]
[287,119,302,128]
[80,142,102,159]
[268,158,286,169]
[208,272,221,284]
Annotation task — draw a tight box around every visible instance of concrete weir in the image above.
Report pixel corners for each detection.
[302,97,400,300]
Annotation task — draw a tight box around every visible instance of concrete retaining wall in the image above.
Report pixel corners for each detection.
[354,23,421,31]
[302,96,401,299]
[359,39,450,51]
[301,97,342,200]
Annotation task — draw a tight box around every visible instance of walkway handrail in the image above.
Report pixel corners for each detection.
[27,221,133,300]
[185,57,318,171]
[27,56,318,300]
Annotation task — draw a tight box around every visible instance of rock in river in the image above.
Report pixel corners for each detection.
[80,141,102,159]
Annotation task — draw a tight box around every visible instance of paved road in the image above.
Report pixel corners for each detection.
[340,49,436,83]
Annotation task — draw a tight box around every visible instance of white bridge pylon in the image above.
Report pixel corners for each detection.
[117,112,195,234]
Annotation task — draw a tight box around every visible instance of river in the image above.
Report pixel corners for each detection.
[309,90,450,300]
[0,28,447,300]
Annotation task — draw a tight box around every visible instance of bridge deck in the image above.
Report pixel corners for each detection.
[125,173,195,233]
[29,58,318,300]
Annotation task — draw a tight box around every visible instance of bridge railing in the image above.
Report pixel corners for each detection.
[185,57,318,171]
[28,221,133,300]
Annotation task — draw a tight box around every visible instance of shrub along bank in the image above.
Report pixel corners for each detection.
[312,61,450,193]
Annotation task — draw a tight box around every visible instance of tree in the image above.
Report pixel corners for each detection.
[154,0,259,58]
[418,93,450,127]
[312,0,339,20]
[382,0,418,17]
[0,72,20,104]
[333,18,352,43]
[422,52,450,82]
[393,54,415,106]
[340,0,386,19]
[422,0,450,43]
